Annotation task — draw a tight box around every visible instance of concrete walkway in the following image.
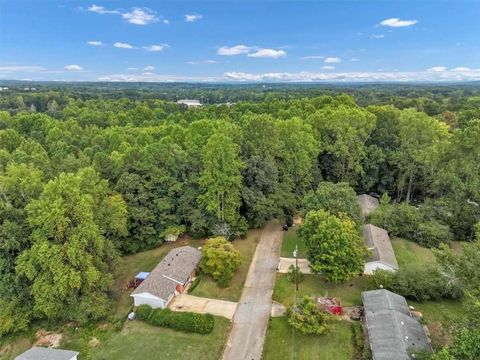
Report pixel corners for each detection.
[277,257,312,274]
[222,220,283,360]
[169,294,237,320]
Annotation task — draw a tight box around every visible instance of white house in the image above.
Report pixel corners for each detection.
[363,224,398,275]
[15,347,79,360]
[131,246,201,309]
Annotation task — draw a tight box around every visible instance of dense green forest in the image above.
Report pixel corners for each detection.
[0,84,479,357]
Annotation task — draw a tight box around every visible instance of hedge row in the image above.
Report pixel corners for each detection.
[135,305,214,334]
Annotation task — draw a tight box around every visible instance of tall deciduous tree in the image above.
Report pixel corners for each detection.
[299,210,365,283]
[200,237,241,287]
[16,167,127,322]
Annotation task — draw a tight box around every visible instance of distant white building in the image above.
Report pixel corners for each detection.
[177,99,202,107]
[15,347,79,360]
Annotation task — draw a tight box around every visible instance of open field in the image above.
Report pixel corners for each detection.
[391,237,436,269]
[280,227,307,258]
[263,318,354,360]
[189,230,260,302]
[89,318,230,360]
[273,273,366,307]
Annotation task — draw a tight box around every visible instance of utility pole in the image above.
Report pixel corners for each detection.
[293,245,298,291]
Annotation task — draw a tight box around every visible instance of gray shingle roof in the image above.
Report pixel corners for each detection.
[357,194,380,216]
[132,246,201,300]
[364,224,398,270]
[15,347,78,360]
[362,290,432,360]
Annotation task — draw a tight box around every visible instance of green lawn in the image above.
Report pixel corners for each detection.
[189,229,260,302]
[112,237,205,317]
[281,227,307,258]
[273,273,366,307]
[89,318,230,360]
[263,318,354,360]
[391,237,435,269]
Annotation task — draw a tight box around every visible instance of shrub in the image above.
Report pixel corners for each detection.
[200,237,242,287]
[287,296,330,335]
[135,304,153,321]
[286,265,304,283]
[145,308,214,334]
[370,203,452,248]
[368,268,463,302]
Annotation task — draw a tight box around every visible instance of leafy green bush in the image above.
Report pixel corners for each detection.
[286,265,304,283]
[135,304,153,321]
[146,308,214,334]
[368,268,463,302]
[287,296,330,335]
[369,203,453,247]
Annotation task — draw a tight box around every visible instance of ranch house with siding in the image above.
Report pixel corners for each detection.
[131,246,201,309]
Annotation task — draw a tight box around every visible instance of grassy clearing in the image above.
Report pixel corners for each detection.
[189,230,260,302]
[263,317,354,360]
[280,227,307,258]
[391,237,436,269]
[112,237,205,317]
[273,273,366,307]
[87,317,230,360]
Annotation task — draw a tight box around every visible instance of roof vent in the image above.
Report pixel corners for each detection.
[401,321,405,325]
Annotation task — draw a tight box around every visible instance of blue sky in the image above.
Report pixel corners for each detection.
[1,0,480,82]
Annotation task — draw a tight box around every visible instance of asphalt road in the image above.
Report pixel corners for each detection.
[222,220,283,360]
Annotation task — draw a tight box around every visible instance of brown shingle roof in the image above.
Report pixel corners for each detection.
[132,246,201,300]
[364,224,398,270]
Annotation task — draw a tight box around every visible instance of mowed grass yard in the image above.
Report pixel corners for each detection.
[281,227,307,258]
[89,318,230,360]
[263,318,354,360]
[273,273,367,307]
[189,229,260,302]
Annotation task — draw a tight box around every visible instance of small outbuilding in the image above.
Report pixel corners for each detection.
[357,194,380,216]
[363,224,398,274]
[362,289,432,360]
[15,347,79,360]
[131,246,201,309]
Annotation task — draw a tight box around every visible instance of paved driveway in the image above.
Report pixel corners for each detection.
[277,257,312,274]
[169,294,237,320]
[222,220,283,360]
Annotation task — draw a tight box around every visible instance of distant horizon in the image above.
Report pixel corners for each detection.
[1,0,479,82]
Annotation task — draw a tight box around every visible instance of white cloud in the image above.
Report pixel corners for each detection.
[143,44,169,52]
[452,67,470,71]
[372,34,385,39]
[427,66,447,72]
[380,18,418,27]
[64,64,83,71]
[247,49,286,58]
[350,58,359,62]
[143,65,155,71]
[98,73,221,82]
[114,42,134,49]
[88,4,165,25]
[127,67,138,70]
[223,68,480,82]
[300,55,324,60]
[325,57,342,63]
[141,72,154,75]
[87,40,104,46]
[122,8,158,25]
[187,60,219,65]
[88,4,119,14]
[322,66,335,70]
[185,14,203,22]
[0,65,46,73]
[217,45,253,56]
